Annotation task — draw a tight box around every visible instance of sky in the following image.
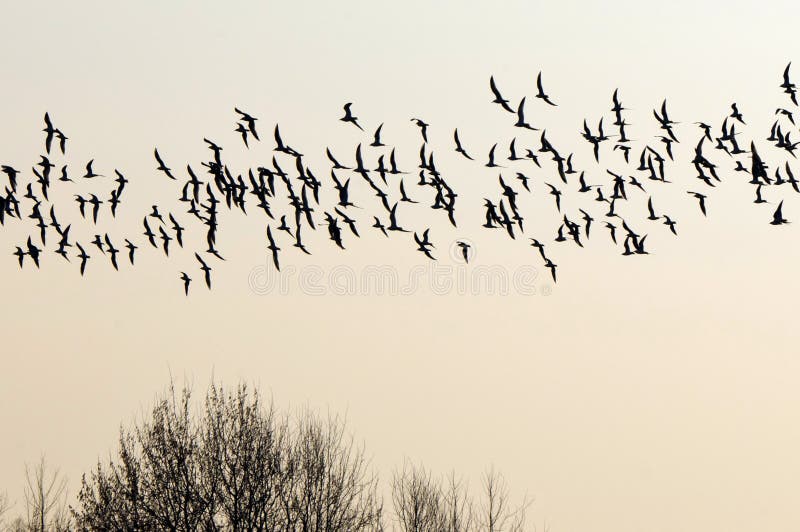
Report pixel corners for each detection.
[2,1,800,531]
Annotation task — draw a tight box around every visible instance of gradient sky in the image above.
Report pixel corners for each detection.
[2,2,800,531]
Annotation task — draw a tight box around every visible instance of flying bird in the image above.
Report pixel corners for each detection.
[771,200,789,225]
[489,76,514,113]
[370,123,385,147]
[83,159,101,178]
[180,272,192,295]
[340,103,363,131]
[535,72,557,106]
[154,148,175,179]
[234,107,259,140]
[454,129,474,160]
[457,241,471,263]
[687,191,707,216]
[195,252,212,289]
[266,225,281,271]
[76,243,89,276]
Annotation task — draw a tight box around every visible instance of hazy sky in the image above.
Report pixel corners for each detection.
[2,2,800,531]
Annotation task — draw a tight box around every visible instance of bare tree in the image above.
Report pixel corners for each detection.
[0,491,11,528]
[283,408,384,531]
[391,464,531,532]
[391,461,447,532]
[74,380,384,531]
[476,467,529,532]
[443,472,474,532]
[199,382,288,529]
[21,455,70,532]
[73,380,532,531]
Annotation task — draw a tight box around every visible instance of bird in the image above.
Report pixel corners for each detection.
[326,148,351,170]
[340,103,363,130]
[489,76,514,113]
[456,241,471,263]
[26,237,41,268]
[781,62,798,105]
[414,229,435,260]
[13,246,25,268]
[663,215,677,235]
[687,191,707,216]
[543,259,557,282]
[88,194,102,223]
[272,126,301,157]
[91,234,105,255]
[76,243,89,276]
[777,107,796,125]
[124,239,137,265]
[143,217,157,247]
[234,107,259,140]
[266,226,281,271]
[605,222,617,244]
[372,217,388,237]
[235,122,250,148]
[180,272,192,295]
[149,205,164,224]
[109,190,121,217]
[535,72,557,106]
[195,252,212,289]
[387,203,409,232]
[646,197,659,220]
[55,227,71,260]
[154,148,175,179]
[754,184,767,204]
[634,235,649,255]
[55,129,68,154]
[486,144,503,168]
[529,238,548,260]
[335,207,359,237]
[399,180,417,203]
[325,213,345,249]
[169,213,184,247]
[579,209,594,237]
[546,183,562,212]
[83,159,101,178]
[104,234,119,270]
[515,97,538,130]
[771,200,789,225]
[411,118,429,143]
[516,172,531,192]
[158,226,172,256]
[730,102,746,124]
[1,165,19,192]
[453,129,474,160]
[43,112,56,153]
[370,123,385,147]
[653,99,678,141]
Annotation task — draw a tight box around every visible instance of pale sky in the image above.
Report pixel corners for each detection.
[2,2,800,531]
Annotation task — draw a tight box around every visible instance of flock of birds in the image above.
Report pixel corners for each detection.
[3,65,800,294]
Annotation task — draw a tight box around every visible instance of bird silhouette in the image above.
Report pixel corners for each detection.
[535,72,557,106]
[83,159,101,178]
[340,103,363,131]
[457,241,471,263]
[266,225,281,271]
[454,129,474,160]
[195,252,212,289]
[771,200,789,225]
[489,76,514,113]
[154,148,175,179]
[234,107,259,140]
[180,272,191,295]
